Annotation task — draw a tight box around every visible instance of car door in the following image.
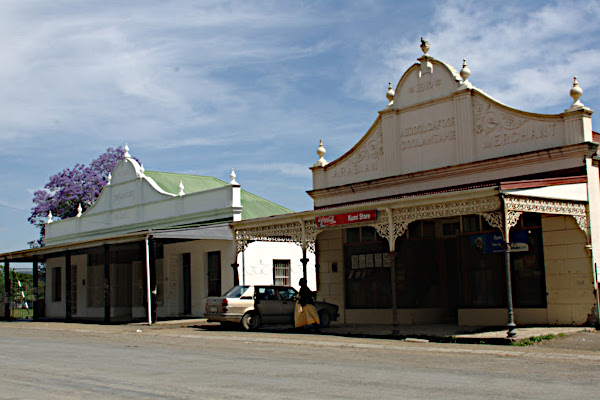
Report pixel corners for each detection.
[254,287,282,324]
[277,287,298,324]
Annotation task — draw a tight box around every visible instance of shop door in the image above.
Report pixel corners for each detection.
[182,253,191,315]
[443,238,459,321]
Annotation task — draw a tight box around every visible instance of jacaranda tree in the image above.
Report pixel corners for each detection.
[28,146,127,247]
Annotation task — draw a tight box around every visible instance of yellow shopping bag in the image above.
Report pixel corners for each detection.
[294,300,320,328]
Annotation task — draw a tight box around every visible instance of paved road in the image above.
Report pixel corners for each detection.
[1,323,599,399]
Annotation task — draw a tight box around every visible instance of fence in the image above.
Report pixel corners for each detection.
[1,264,45,320]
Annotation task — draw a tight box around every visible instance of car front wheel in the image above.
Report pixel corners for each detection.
[318,310,331,328]
[241,312,261,331]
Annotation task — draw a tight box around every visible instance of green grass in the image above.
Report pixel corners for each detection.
[10,308,32,319]
[511,333,564,346]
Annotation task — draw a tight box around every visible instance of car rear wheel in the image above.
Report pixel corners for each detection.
[318,310,331,328]
[241,312,261,331]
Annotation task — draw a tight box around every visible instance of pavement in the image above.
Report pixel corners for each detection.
[3,318,599,350]
[142,318,600,348]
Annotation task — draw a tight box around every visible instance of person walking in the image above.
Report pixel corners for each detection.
[294,278,320,329]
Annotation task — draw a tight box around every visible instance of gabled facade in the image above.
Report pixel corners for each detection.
[232,41,600,332]
[1,146,315,323]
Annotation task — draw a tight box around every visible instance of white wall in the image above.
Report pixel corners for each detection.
[239,241,316,291]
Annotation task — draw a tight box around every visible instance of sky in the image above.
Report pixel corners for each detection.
[1,0,600,253]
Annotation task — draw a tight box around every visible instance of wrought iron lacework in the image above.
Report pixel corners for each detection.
[503,195,588,237]
[235,220,319,254]
[234,195,589,253]
[371,197,502,245]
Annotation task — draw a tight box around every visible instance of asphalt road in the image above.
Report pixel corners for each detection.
[0,323,599,399]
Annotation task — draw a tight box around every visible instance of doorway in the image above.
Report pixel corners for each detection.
[182,253,191,315]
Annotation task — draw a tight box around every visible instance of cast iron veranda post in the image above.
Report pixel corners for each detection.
[231,263,240,287]
[32,256,39,322]
[389,251,398,332]
[300,248,308,280]
[502,198,517,338]
[504,240,516,337]
[4,262,10,321]
[65,250,72,321]
[103,244,111,323]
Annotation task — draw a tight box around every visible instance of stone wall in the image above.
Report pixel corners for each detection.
[315,229,345,322]
[543,215,597,325]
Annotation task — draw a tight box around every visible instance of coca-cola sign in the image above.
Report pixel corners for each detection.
[315,210,377,228]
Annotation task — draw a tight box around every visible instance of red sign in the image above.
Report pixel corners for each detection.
[315,210,377,228]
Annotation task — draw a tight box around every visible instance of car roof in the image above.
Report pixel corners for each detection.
[254,285,295,290]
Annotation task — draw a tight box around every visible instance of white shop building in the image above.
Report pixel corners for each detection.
[0,146,315,322]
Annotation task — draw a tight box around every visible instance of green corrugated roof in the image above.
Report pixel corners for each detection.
[144,171,227,194]
[144,170,293,219]
[241,190,292,219]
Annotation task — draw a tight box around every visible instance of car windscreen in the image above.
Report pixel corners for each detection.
[223,285,250,298]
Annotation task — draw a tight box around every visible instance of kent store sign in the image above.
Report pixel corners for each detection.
[316,210,377,228]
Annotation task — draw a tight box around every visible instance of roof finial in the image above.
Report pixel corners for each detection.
[124,143,131,159]
[178,180,185,196]
[386,82,395,105]
[47,211,53,224]
[76,204,82,218]
[569,77,584,109]
[420,37,431,55]
[107,172,112,185]
[230,168,239,185]
[460,59,471,84]
[138,163,145,178]
[313,140,327,167]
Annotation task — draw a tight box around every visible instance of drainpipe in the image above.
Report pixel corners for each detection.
[593,260,600,328]
[145,234,152,325]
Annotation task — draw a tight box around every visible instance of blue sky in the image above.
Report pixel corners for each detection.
[1,0,600,253]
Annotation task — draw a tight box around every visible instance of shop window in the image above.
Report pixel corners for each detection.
[346,227,360,243]
[510,226,546,308]
[87,265,104,307]
[155,242,164,259]
[408,221,435,238]
[460,234,504,307]
[459,220,546,308]
[71,266,77,315]
[273,260,291,286]
[442,221,461,237]
[361,227,376,242]
[52,267,61,302]
[345,227,378,244]
[344,233,391,309]
[462,215,480,233]
[481,215,496,232]
[422,221,435,238]
[520,213,542,228]
[408,221,421,238]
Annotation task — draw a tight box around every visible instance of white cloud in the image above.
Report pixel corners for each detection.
[0,1,338,152]
[349,0,600,116]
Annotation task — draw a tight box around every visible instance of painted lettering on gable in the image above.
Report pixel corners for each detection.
[400,117,456,150]
[113,189,135,206]
[331,161,379,179]
[483,124,557,148]
[407,78,442,94]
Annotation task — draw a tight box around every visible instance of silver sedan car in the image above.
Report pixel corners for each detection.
[205,285,339,331]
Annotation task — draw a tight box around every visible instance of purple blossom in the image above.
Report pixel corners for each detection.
[28,146,133,247]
